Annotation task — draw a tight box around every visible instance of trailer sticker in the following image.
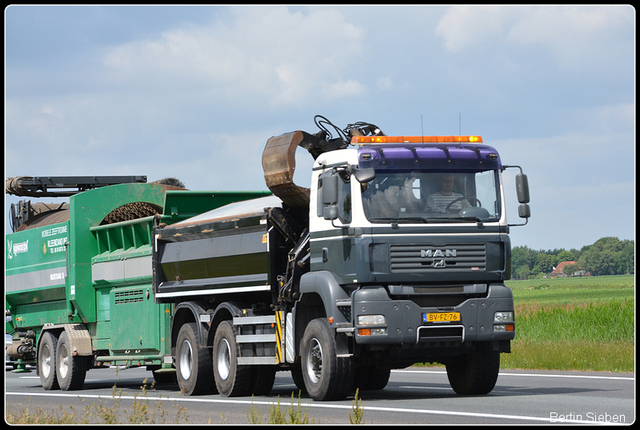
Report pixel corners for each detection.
[50,272,65,281]
[41,225,68,237]
[45,237,68,254]
[7,239,29,259]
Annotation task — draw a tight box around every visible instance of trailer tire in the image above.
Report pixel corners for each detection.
[176,323,214,395]
[300,318,353,401]
[38,331,59,390]
[56,331,88,391]
[213,321,254,397]
[446,341,500,395]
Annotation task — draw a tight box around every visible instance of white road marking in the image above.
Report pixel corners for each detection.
[392,369,635,381]
[4,391,620,424]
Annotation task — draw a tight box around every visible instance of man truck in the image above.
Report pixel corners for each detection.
[6,116,530,401]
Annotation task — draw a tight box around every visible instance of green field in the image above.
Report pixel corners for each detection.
[502,275,635,372]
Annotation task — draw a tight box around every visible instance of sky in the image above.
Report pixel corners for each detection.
[4,5,636,251]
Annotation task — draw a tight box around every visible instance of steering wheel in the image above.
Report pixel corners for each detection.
[445,197,481,212]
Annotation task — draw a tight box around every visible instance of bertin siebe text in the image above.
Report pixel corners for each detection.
[550,411,626,423]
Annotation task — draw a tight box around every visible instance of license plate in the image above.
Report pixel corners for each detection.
[423,312,461,323]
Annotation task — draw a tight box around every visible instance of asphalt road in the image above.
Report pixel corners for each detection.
[5,365,635,425]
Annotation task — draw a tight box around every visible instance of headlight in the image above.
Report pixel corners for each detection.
[494,311,513,322]
[357,315,386,325]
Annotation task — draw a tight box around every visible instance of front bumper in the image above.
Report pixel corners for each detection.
[352,283,515,346]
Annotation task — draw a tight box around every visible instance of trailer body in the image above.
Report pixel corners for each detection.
[5,177,270,388]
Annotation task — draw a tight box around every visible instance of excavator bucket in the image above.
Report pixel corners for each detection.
[262,131,311,208]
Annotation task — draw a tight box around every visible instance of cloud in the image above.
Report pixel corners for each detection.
[435,6,519,53]
[435,6,633,71]
[102,6,366,107]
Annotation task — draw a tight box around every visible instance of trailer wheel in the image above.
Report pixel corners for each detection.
[213,321,254,397]
[56,331,88,391]
[38,331,59,390]
[300,318,353,401]
[446,342,500,395]
[175,323,214,395]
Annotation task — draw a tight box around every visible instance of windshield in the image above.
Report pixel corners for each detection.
[362,170,501,223]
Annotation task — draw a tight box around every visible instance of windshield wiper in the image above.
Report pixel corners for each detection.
[369,216,429,224]
[453,216,485,226]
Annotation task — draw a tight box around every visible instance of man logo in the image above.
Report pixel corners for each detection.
[433,259,446,268]
[420,249,457,258]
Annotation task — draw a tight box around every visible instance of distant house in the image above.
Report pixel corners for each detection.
[551,261,585,277]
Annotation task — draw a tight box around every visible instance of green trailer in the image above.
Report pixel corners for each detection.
[5,175,269,390]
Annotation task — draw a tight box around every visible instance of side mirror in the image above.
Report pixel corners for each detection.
[503,165,532,226]
[354,167,376,184]
[322,206,338,220]
[516,173,530,204]
[320,171,339,220]
[321,172,338,206]
[518,203,531,219]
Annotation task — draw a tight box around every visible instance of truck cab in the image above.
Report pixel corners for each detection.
[293,134,528,398]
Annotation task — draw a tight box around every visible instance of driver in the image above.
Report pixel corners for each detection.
[426,174,471,213]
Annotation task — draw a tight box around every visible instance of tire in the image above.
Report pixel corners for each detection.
[175,323,215,395]
[446,342,500,395]
[353,365,391,391]
[300,318,353,401]
[213,321,254,397]
[251,366,276,396]
[56,331,88,391]
[152,369,177,386]
[290,366,307,393]
[38,331,59,390]
[366,367,391,391]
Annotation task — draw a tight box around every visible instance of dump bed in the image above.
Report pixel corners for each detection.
[153,195,283,303]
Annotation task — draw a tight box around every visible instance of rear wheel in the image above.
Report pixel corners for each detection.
[213,321,254,397]
[175,323,214,395]
[300,318,353,401]
[56,331,88,391]
[446,342,500,395]
[251,366,276,395]
[152,369,177,386]
[38,332,59,390]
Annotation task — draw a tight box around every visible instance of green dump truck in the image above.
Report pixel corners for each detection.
[6,116,530,401]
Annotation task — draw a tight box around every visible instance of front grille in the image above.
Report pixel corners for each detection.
[390,243,486,273]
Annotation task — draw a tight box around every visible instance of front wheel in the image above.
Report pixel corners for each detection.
[446,342,500,395]
[300,318,353,401]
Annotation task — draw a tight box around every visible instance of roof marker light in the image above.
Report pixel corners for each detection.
[352,136,483,144]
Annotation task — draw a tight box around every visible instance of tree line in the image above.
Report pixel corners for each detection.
[511,236,634,280]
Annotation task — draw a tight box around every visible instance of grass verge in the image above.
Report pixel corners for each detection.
[503,275,634,372]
